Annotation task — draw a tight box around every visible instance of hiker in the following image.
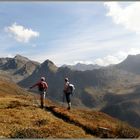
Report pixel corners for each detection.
[63,77,74,110]
[30,77,48,109]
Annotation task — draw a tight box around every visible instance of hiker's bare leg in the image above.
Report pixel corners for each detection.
[43,91,46,107]
[68,102,71,109]
[40,94,44,108]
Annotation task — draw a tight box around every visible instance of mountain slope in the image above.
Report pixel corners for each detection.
[0,55,39,82]
[18,59,58,89]
[101,84,140,128]
[116,54,140,74]
[1,55,29,70]
[0,80,92,138]
[0,80,139,138]
[19,63,140,106]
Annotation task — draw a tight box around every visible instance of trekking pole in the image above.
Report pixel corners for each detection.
[27,88,40,107]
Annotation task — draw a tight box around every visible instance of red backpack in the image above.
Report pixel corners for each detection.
[39,81,45,91]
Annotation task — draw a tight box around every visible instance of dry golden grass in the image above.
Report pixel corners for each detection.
[0,97,94,138]
[0,79,139,138]
[0,80,93,138]
[46,105,140,138]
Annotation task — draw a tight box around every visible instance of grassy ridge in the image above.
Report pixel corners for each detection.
[0,80,139,138]
[0,97,93,138]
[46,104,140,138]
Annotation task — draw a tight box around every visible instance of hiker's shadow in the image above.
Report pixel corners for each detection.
[45,105,56,111]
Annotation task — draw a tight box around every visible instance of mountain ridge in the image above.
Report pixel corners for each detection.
[62,63,101,71]
[116,54,140,74]
[0,54,40,82]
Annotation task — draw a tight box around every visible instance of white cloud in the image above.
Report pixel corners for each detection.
[7,54,14,58]
[94,55,120,66]
[94,48,140,66]
[30,47,140,67]
[74,60,93,65]
[28,33,140,66]
[104,2,140,34]
[5,23,39,43]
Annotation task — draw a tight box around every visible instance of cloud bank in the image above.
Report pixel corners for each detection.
[5,23,39,43]
[94,48,140,66]
[104,2,140,34]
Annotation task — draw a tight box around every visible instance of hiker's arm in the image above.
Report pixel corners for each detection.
[30,82,39,89]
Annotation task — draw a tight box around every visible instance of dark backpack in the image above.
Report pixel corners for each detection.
[39,82,45,91]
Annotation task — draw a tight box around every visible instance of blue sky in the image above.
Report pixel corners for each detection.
[0,2,140,66]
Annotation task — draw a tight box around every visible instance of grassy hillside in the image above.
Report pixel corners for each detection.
[0,80,92,138]
[0,80,139,138]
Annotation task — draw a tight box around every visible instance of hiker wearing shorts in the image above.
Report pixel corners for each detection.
[63,77,72,110]
[30,77,48,109]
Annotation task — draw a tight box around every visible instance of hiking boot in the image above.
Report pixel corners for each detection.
[67,106,71,110]
[40,105,44,109]
[67,102,71,110]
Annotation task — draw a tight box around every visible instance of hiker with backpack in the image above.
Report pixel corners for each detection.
[29,77,48,109]
[63,77,75,110]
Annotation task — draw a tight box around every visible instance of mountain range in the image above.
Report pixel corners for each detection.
[1,54,140,128]
[62,63,101,71]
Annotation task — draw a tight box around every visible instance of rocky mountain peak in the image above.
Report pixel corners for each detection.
[40,59,58,73]
[43,59,54,65]
[14,54,29,62]
[117,54,140,74]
